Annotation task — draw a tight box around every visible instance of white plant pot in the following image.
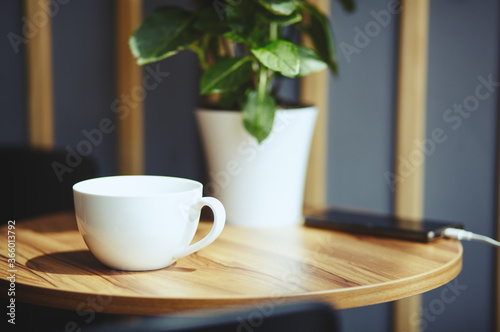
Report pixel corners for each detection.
[196,106,318,228]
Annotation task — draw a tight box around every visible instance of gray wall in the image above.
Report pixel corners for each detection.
[1,0,205,180]
[329,0,499,331]
[329,1,396,331]
[1,0,27,144]
[142,0,204,181]
[51,0,116,176]
[423,1,498,331]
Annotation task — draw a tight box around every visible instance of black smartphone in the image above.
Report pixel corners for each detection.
[304,208,464,242]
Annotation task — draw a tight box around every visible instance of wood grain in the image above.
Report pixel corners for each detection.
[394,0,429,220]
[25,0,54,149]
[393,1,430,331]
[300,0,330,209]
[115,0,144,175]
[0,212,461,315]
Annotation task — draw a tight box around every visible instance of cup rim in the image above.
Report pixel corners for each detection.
[73,175,202,198]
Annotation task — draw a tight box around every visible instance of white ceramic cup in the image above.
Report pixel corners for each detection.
[73,175,226,271]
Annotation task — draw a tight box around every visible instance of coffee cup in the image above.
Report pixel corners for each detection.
[73,175,225,271]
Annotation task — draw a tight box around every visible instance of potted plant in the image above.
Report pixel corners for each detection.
[129,0,354,227]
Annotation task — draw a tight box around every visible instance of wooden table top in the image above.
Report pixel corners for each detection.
[0,212,462,315]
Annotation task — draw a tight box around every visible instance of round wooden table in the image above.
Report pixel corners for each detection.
[0,212,462,315]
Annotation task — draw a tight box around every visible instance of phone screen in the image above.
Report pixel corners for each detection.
[305,208,464,242]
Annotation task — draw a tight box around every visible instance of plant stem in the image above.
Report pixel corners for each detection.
[267,22,279,95]
[220,36,231,57]
[259,64,268,98]
[195,46,208,70]
[270,22,278,41]
[193,37,211,70]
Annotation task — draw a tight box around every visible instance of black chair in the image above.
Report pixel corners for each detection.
[80,301,340,332]
[0,146,98,222]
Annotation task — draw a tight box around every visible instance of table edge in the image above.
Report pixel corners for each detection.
[1,240,462,314]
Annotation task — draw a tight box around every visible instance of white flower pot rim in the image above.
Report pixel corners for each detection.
[196,105,316,112]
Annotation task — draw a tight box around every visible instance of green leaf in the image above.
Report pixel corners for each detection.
[227,0,257,37]
[248,29,269,48]
[260,10,302,26]
[200,57,253,95]
[242,89,277,143]
[251,40,299,78]
[194,6,230,34]
[258,0,297,16]
[218,90,245,110]
[223,30,247,43]
[300,2,338,75]
[297,46,327,76]
[224,29,268,48]
[129,7,199,65]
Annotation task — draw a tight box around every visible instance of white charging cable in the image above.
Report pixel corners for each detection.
[443,228,500,248]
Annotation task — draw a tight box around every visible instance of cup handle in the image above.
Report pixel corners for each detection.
[172,197,226,260]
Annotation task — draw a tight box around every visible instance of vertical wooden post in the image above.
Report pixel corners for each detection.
[301,0,330,209]
[115,0,144,175]
[25,0,54,149]
[393,1,430,332]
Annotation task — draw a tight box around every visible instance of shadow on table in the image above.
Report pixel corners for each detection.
[18,211,79,233]
[26,250,196,275]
